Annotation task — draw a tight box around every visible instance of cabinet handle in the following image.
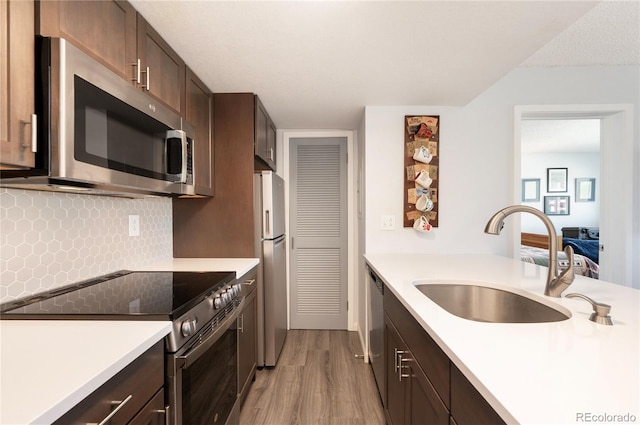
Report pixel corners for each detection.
[87,394,133,425]
[400,356,412,381]
[238,313,244,333]
[395,349,412,382]
[269,147,274,161]
[397,350,404,382]
[394,348,405,373]
[21,114,37,153]
[28,114,37,153]
[132,59,141,84]
[152,405,170,425]
[31,114,37,153]
[243,279,256,287]
[142,66,150,91]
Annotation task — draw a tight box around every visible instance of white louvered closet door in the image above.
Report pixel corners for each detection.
[290,137,347,329]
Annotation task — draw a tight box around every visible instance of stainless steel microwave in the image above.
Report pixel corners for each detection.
[0,37,195,197]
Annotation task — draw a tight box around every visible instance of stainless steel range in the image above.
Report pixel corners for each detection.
[0,270,245,425]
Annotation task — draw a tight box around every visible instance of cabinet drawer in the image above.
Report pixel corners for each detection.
[384,288,450,408]
[54,341,164,425]
[129,388,166,425]
[450,364,506,425]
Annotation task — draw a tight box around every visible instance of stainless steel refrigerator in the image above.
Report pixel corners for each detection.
[254,171,287,367]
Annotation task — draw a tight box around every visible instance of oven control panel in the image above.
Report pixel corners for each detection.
[212,283,242,310]
[167,276,241,353]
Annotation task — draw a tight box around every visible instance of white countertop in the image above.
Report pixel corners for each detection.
[137,258,259,278]
[364,253,640,425]
[0,320,171,425]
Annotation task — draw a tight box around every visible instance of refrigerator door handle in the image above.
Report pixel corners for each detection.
[274,235,286,248]
[265,210,270,235]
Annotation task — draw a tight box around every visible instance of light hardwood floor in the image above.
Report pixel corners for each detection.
[239,330,386,425]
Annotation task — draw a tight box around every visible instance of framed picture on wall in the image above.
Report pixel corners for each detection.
[544,195,570,215]
[547,168,568,192]
[575,178,596,202]
[521,178,540,202]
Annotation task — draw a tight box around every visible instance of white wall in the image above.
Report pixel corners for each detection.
[521,152,600,234]
[365,105,503,255]
[363,65,639,287]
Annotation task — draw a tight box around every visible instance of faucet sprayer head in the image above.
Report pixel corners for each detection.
[484,211,506,235]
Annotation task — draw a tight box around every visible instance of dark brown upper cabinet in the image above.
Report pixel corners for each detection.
[254,96,277,171]
[1,0,37,169]
[136,15,185,115]
[37,1,185,116]
[173,93,276,257]
[184,67,213,197]
[37,0,138,83]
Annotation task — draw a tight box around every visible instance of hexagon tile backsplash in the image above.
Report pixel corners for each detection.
[0,188,173,303]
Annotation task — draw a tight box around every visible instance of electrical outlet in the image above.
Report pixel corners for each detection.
[128,215,140,237]
[380,215,395,230]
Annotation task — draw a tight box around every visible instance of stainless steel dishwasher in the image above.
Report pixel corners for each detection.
[368,266,385,403]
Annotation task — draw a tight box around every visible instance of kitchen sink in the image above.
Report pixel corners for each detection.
[414,281,571,323]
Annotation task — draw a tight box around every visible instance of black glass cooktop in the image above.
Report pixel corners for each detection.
[0,270,236,320]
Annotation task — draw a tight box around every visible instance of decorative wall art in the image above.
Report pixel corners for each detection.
[544,195,570,215]
[575,178,596,202]
[404,115,439,231]
[522,178,540,202]
[547,168,568,193]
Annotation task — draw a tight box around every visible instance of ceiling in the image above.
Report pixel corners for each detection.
[129,1,640,130]
[521,119,601,153]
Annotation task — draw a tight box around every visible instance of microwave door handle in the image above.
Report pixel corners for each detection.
[165,130,187,183]
[180,131,188,183]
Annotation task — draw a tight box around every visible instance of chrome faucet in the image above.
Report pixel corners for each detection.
[484,205,575,298]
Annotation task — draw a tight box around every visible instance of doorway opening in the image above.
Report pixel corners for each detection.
[283,131,357,331]
[289,137,347,329]
[514,104,634,286]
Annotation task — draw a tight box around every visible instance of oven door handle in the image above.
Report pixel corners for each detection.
[176,297,245,369]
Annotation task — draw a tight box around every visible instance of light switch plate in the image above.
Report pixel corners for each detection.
[380,215,395,230]
[128,215,140,237]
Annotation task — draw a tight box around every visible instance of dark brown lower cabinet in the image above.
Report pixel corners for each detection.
[129,389,165,425]
[385,316,407,425]
[53,341,165,425]
[238,270,258,406]
[450,364,506,425]
[383,287,506,425]
[409,359,450,425]
[384,315,448,425]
